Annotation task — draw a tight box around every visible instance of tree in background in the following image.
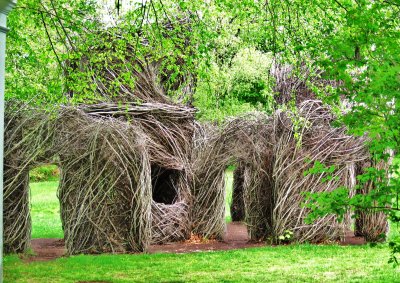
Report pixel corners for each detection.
[195,47,274,121]
[6,0,99,105]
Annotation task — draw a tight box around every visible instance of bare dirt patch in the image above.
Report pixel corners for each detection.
[26,238,66,262]
[340,232,366,246]
[149,222,263,253]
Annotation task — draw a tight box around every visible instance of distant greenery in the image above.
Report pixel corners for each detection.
[194,47,275,121]
[5,245,400,282]
[225,169,233,223]
[30,165,60,182]
[30,181,63,239]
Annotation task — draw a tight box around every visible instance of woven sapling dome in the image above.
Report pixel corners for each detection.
[244,100,387,242]
[271,63,339,106]
[4,100,195,254]
[65,27,194,105]
[81,102,196,245]
[4,103,59,253]
[192,100,387,243]
[5,18,198,254]
[5,28,196,252]
[65,30,197,246]
[252,100,364,242]
[57,108,152,254]
[191,116,273,239]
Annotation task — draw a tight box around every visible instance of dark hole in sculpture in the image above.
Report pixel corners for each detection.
[230,164,245,222]
[151,164,179,205]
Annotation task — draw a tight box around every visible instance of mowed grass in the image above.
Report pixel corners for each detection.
[5,245,400,282]
[30,181,63,239]
[4,169,400,282]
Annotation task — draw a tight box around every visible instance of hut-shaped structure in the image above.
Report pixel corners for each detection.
[4,43,388,255]
[4,29,196,254]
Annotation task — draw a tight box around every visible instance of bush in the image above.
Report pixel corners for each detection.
[194,47,274,122]
[30,165,60,182]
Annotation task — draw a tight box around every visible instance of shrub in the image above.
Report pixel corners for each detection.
[30,165,60,182]
[194,47,274,122]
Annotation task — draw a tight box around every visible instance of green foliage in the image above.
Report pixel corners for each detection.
[30,165,60,182]
[194,47,274,121]
[277,230,294,244]
[6,1,63,104]
[6,0,98,105]
[303,161,338,183]
[228,48,274,106]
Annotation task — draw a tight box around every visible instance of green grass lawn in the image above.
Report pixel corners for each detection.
[30,181,63,239]
[5,245,400,282]
[5,170,400,282]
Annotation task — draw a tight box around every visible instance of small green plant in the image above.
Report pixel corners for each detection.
[278,230,294,244]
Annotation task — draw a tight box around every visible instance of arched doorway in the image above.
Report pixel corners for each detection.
[29,164,63,240]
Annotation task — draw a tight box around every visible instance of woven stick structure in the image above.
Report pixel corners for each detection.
[192,100,388,243]
[4,99,389,254]
[4,101,195,254]
[191,115,274,239]
[4,42,390,254]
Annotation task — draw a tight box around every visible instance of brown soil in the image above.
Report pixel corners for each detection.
[26,238,66,262]
[149,221,263,254]
[340,231,366,246]
[24,222,366,262]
